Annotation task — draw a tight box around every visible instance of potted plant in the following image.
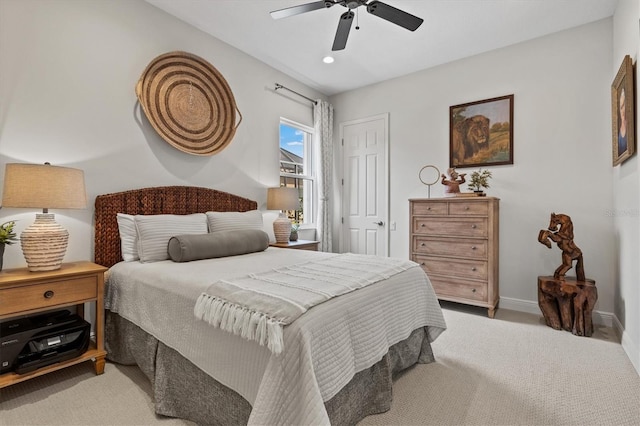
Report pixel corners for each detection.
[467,169,492,196]
[290,221,300,241]
[0,220,18,271]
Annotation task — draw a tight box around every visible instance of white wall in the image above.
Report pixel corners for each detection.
[612,0,640,374]
[330,20,616,317]
[0,0,324,269]
[1,0,636,374]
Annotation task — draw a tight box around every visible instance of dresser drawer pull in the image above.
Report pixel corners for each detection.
[420,262,425,266]
[420,224,425,227]
[427,207,431,210]
[471,267,477,271]
[465,206,470,210]
[471,246,477,250]
[471,224,477,229]
[472,288,476,293]
[44,290,55,299]
[420,243,426,246]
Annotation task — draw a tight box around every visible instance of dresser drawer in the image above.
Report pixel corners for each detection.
[413,217,488,237]
[413,236,487,259]
[449,201,489,216]
[429,275,487,302]
[414,255,487,280]
[411,202,448,215]
[0,276,98,316]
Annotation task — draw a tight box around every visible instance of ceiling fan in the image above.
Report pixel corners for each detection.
[270,0,423,51]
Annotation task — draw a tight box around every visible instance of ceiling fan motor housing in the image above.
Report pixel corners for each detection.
[343,0,367,9]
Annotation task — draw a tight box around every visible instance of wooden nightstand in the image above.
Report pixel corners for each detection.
[269,240,320,251]
[0,261,108,388]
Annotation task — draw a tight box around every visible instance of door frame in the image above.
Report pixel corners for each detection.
[339,113,390,256]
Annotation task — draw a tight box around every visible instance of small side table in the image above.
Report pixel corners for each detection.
[269,240,320,251]
[0,261,108,388]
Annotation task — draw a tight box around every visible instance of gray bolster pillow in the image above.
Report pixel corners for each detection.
[168,229,270,262]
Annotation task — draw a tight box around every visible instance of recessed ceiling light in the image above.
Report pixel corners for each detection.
[322,56,334,64]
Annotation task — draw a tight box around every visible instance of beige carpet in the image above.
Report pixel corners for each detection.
[1,304,639,426]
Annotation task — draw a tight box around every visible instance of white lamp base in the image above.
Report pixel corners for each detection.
[20,213,68,271]
[273,212,292,244]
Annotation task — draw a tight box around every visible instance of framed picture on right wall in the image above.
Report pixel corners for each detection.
[611,55,635,166]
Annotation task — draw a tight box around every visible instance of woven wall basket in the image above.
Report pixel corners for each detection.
[135,51,242,156]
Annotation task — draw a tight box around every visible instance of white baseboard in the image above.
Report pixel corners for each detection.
[499,296,639,376]
[614,315,640,376]
[498,296,614,328]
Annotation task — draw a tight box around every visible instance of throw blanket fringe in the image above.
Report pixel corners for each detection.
[194,253,417,354]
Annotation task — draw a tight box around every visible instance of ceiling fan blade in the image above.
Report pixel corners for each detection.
[332,11,354,51]
[366,1,423,31]
[270,1,331,20]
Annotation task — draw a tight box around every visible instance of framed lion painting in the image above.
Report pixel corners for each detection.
[612,55,635,167]
[450,94,514,168]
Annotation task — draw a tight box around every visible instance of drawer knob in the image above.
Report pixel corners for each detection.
[44,290,55,299]
[420,262,425,266]
[471,224,477,229]
[471,267,477,271]
[471,246,477,250]
[427,207,431,210]
[465,206,470,210]
[420,243,426,246]
[472,288,476,293]
[420,224,425,227]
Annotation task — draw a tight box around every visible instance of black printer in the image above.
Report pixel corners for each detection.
[0,309,91,375]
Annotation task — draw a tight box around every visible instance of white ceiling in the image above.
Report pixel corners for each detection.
[146,0,618,96]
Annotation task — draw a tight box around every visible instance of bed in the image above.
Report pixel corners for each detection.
[94,186,446,425]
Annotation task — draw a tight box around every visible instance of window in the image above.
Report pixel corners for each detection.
[279,118,315,226]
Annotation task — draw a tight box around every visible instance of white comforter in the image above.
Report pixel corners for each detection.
[105,248,446,425]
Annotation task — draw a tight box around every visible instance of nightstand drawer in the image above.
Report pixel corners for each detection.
[413,236,487,259]
[0,276,98,316]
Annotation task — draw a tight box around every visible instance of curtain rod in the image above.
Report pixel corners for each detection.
[275,83,317,105]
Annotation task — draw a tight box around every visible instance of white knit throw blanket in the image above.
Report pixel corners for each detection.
[194,253,417,354]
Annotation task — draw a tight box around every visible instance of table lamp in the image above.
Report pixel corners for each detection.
[2,163,87,271]
[266,187,298,243]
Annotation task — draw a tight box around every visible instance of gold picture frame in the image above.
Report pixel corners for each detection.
[612,55,635,166]
[449,94,514,168]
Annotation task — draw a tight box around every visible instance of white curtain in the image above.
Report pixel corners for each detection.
[314,99,334,252]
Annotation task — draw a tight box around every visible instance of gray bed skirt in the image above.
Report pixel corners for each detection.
[105,310,435,426]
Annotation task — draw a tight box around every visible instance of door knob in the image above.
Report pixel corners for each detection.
[373,221,384,226]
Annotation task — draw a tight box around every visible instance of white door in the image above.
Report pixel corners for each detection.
[340,114,389,256]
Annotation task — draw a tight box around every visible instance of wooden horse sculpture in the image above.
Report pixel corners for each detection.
[538,213,585,281]
[537,213,596,336]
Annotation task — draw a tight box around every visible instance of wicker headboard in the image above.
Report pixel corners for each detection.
[94,186,258,268]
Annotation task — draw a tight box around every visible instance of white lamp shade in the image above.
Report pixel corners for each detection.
[2,163,87,210]
[266,187,299,211]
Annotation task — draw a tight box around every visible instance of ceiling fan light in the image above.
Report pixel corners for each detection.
[323,56,335,64]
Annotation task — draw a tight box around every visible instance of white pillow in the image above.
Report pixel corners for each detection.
[135,213,208,262]
[116,213,139,262]
[261,211,278,244]
[206,210,263,233]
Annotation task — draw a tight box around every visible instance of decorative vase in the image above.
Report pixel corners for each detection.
[273,213,292,244]
[290,230,298,241]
